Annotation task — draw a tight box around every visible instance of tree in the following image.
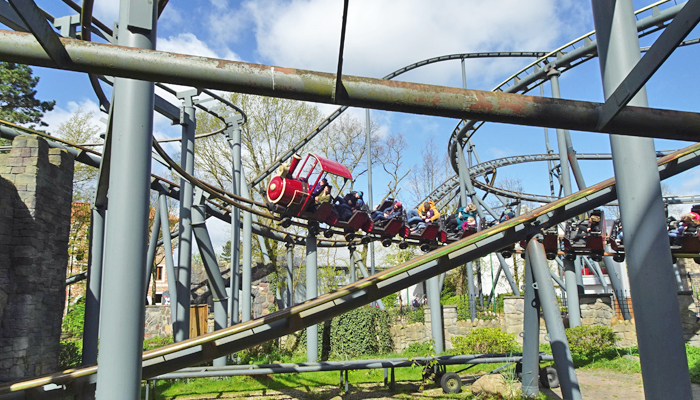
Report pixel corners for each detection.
[56,108,101,202]
[406,134,451,208]
[0,62,55,127]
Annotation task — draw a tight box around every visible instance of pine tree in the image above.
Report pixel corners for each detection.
[0,62,55,127]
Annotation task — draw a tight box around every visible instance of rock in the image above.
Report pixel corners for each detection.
[470,374,518,398]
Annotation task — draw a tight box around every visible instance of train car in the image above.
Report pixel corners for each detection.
[368,198,409,247]
[563,209,606,261]
[266,153,372,234]
[542,225,560,260]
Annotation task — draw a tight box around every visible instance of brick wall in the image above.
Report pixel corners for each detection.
[0,136,73,380]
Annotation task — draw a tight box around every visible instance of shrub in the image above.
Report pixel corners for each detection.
[62,298,85,338]
[687,344,700,384]
[59,339,82,369]
[330,306,393,359]
[143,336,174,351]
[403,341,434,356]
[566,326,616,358]
[453,328,520,355]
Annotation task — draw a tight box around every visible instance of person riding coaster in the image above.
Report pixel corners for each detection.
[563,209,606,261]
[370,199,408,247]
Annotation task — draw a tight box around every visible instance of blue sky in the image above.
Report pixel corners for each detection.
[10,0,700,252]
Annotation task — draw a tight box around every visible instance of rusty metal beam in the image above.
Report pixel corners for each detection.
[0,29,699,140]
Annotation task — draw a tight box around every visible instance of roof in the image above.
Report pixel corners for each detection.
[308,153,352,180]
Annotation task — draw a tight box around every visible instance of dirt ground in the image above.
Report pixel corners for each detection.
[162,370,700,399]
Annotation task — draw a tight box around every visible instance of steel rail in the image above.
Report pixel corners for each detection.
[3,141,699,397]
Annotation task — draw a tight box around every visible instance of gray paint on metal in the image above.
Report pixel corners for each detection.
[82,207,105,366]
[306,228,318,362]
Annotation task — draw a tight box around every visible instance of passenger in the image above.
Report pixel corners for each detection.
[445,203,477,233]
[589,214,601,234]
[311,177,329,197]
[680,212,700,234]
[315,185,333,205]
[353,191,366,211]
[462,216,477,231]
[334,191,364,221]
[411,207,438,234]
[406,201,440,229]
[371,201,403,222]
[668,217,681,244]
[499,208,516,223]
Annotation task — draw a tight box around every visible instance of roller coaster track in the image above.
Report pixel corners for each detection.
[2,141,699,399]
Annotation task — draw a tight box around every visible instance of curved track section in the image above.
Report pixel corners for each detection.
[2,142,699,398]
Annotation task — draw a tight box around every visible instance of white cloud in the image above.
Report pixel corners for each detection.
[243,0,588,88]
[158,33,221,58]
[42,98,105,133]
[92,0,120,27]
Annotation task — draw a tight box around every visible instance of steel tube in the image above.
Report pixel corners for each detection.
[2,30,700,141]
[603,246,631,320]
[241,195,252,322]
[521,249,539,397]
[175,93,196,342]
[466,261,476,322]
[592,2,692,398]
[82,206,105,366]
[427,275,444,353]
[145,196,162,295]
[306,228,318,362]
[226,116,243,325]
[158,193,178,324]
[563,258,581,327]
[549,70,573,198]
[527,239,581,400]
[94,0,157,397]
[584,258,609,294]
[286,243,294,307]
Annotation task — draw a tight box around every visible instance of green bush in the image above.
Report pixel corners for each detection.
[143,336,174,351]
[62,298,85,338]
[566,326,616,360]
[688,344,700,383]
[402,341,434,356]
[453,328,520,355]
[382,293,398,308]
[330,307,393,359]
[59,339,82,369]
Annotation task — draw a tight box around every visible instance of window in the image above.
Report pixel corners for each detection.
[156,266,164,281]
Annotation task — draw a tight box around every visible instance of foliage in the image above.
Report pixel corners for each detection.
[143,336,174,351]
[382,292,398,308]
[239,340,289,365]
[0,62,55,128]
[62,298,85,338]
[403,341,434,356]
[220,239,231,262]
[452,327,520,355]
[565,325,616,364]
[298,307,393,360]
[687,344,700,383]
[330,307,393,359]
[59,339,83,369]
[56,108,101,202]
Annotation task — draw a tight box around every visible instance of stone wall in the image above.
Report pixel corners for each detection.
[503,296,548,345]
[580,294,615,326]
[0,136,74,380]
[144,306,172,340]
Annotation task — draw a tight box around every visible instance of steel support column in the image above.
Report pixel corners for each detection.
[603,246,630,320]
[527,239,581,400]
[82,206,105,366]
[241,192,252,322]
[175,89,197,342]
[466,261,476,322]
[348,246,357,283]
[366,109,376,285]
[563,257,581,327]
[427,275,444,354]
[306,227,318,362]
[521,248,539,398]
[95,0,157,397]
[192,203,228,366]
[226,115,243,325]
[158,193,178,326]
[286,243,294,307]
[592,2,692,398]
[145,196,162,294]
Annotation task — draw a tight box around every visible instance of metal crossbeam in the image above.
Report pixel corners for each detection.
[597,0,700,130]
[7,0,72,68]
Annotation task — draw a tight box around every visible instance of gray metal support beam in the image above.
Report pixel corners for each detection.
[592,2,692,398]
[466,262,476,322]
[4,30,700,141]
[306,227,318,362]
[527,239,581,400]
[191,203,228,366]
[348,246,357,283]
[286,243,294,307]
[563,258,581,327]
[597,0,700,130]
[94,0,158,397]
[548,69,587,190]
[574,257,585,294]
[365,109,376,288]
[496,253,520,296]
[145,196,162,295]
[7,0,72,68]
[584,258,609,294]
[603,246,631,320]
[427,275,444,354]
[158,193,178,329]
[175,89,198,342]
[241,196,252,322]
[521,249,539,398]
[82,206,105,366]
[226,115,243,325]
